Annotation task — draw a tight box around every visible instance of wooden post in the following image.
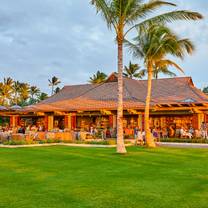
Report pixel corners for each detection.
[64,114,72,130]
[113,114,117,129]
[44,116,48,130]
[48,115,54,131]
[10,115,19,127]
[198,113,204,130]
[71,113,76,130]
[10,116,14,127]
[138,114,143,130]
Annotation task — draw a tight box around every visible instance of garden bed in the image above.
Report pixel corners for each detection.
[160,138,208,144]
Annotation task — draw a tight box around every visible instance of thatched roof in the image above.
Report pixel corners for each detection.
[23,75,208,112]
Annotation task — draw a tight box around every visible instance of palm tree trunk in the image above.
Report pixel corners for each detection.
[14,92,17,105]
[51,86,54,96]
[145,61,156,148]
[116,41,127,154]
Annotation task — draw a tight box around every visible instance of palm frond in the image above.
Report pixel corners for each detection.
[155,59,184,74]
[91,0,117,29]
[125,0,176,24]
[124,39,144,59]
[125,10,203,36]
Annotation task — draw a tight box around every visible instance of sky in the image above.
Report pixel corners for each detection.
[0,0,207,93]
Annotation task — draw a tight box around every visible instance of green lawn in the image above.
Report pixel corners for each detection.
[0,146,207,208]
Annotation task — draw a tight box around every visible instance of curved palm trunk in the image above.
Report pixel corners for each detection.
[117,41,127,154]
[145,61,156,148]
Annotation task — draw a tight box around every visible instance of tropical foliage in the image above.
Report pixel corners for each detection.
[203,86,208,95]
[89,70,107,84]
[153,66,176,79]
[123,61,146,79]
[0,77,48,106]
[48,76,61,95]
[91,0,202,153]
[127,24,194,147]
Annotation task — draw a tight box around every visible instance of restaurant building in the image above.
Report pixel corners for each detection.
[2,74,208,138]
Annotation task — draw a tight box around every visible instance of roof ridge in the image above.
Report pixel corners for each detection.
[63,83,93,88]
[72,82,107,100]
[125,76,191,82]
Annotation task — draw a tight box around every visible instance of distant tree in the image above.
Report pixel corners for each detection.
[38,92,48,101]
[48,76,61,95]
[89,70,107,84]
[123,61,146,79]
[54,87,61,94]
[153,66,176,79]
[0,82,13,106]
[4,77,14,86]
[203,86,208,94]
[12,81,21,105]
[19,83,30,105]
[30,86,40,99]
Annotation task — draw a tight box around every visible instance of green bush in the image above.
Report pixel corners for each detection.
[3,139,38,145]
[160,138,208,144]
[3,140,26,145]
[39,138,62,144]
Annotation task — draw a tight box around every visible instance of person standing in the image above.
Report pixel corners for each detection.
[200,122,208,139]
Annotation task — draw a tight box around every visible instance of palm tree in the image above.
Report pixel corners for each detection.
[4,77,13,86]
[19,83,30,106]
[37,92,48,101]
[123,61,146,79]
[89,70,107,84]
[203,86,208,95]
[91,0,202,153]
[12,81,21,105]
[127,24,194,147]
[48,76,61,96]
[153,66,176,79]
[54,87,61,94]
[0,82,13,106]
[30,86,40,99]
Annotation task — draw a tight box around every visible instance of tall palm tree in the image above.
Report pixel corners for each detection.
[89,70,107,84]
[4,77,13,86]
[127,24,194,147]
[19,83,30,105]
[0,82,13,106]
[123,61,146,79]
[30,86,40,99]
[48,76,61,95]
[12,81,21,105]
[91,0,202,153]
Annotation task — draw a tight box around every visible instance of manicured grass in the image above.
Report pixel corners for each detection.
[0,146,207,208]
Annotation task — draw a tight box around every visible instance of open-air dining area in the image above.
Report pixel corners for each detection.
[1,74,208,145]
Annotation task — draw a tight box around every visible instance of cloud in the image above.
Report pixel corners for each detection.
[0,0,207,93]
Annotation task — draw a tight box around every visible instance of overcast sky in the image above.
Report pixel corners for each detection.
[0,0,207,93]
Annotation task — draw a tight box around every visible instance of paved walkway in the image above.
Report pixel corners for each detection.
[157,142,208,148]
[0,142,208,149]
[0,143,133,149]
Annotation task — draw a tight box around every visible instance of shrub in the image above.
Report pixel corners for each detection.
[3,140,26,145]
[39,138,62,144]
[160,138,208,144]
